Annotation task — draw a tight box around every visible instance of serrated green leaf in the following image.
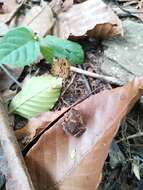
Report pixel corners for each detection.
[9,75,62,119]
[0,27,40,67]
[40,35,84,65]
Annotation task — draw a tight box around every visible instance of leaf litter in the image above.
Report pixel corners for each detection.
[0,0,143,190]
[24,76,143,190]
[0,0,25,23]
[21,3,55,37]
[53,0,123,39]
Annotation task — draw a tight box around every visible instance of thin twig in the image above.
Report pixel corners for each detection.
[115,0,143,15]
[70,66,123,86]
[117,132,143,143]
[61,73,76,96]
[78,65,92,93]
[1,65,22,88]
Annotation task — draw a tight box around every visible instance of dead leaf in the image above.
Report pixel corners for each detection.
[51,59,70,79]
[21,4,55,37]
[53,0,123,39]
[15,108,67,141]
[49,0,73,14]
[49,0,63,14]
[0,0,24,23]
[62,0,74,11]
[24,77,143,190]
[133,8,143,22]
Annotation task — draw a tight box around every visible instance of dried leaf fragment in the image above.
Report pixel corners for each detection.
[62,0,74,11]
[53,0,123,39]
[0,0,24,23]
[21,5,55,37]
[51,59,70,78]
[25,77,143,190]
[15,108,67,141]
[49,0,74,14]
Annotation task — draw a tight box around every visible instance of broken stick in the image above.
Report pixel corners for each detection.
[70,66,124,86]
[52,59,124,86]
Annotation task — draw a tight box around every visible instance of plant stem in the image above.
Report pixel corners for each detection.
[117,132,143,143]
[1,65,22,88]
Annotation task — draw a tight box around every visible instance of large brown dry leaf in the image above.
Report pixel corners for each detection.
[53,0,123,39]
[0,0,24,23]
[21,4,55,37]
[15,108,67,141]
[25,77,143,190]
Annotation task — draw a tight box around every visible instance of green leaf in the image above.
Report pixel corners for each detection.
[9,75,62,119]
[0,27,40,67]
[40,35,84,65]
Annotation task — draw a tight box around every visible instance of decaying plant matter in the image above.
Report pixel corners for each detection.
[0,0,143,189]
[24,77,143,190]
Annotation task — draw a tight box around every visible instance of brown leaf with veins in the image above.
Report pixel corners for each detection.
[15,108,67,141]
[25,77,143,190]
[53,0,123,39]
